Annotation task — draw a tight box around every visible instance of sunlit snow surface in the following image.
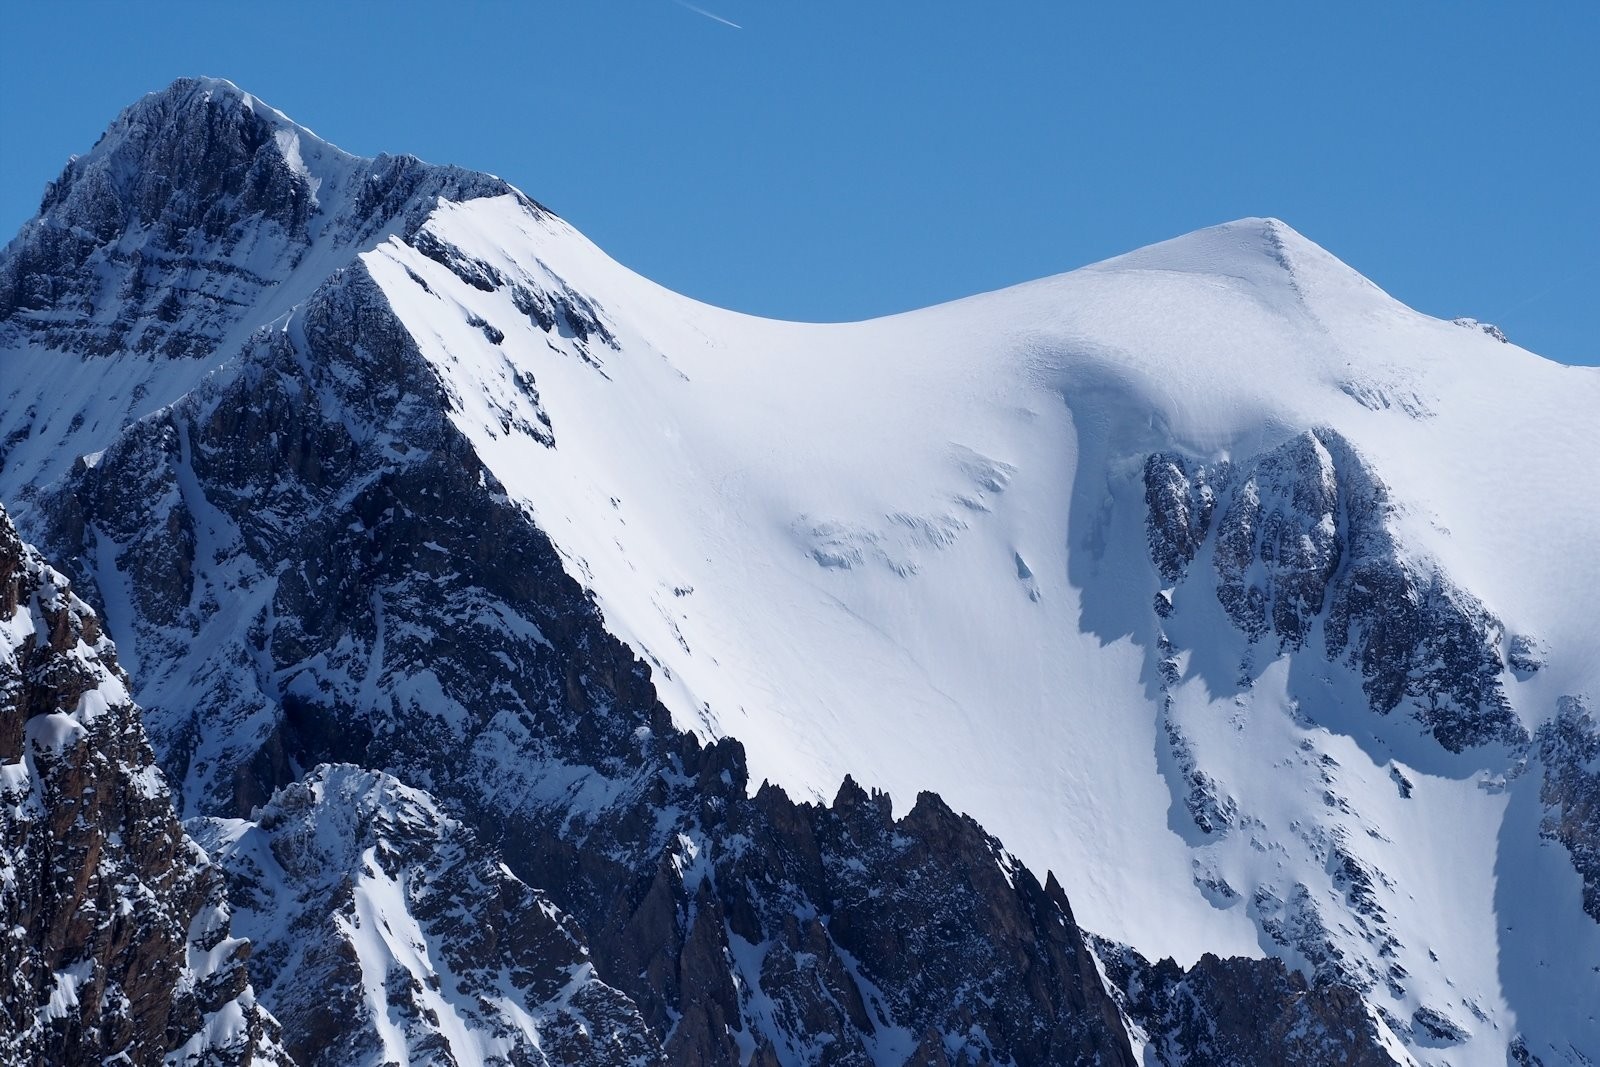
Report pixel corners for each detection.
[359,200,1599,1064]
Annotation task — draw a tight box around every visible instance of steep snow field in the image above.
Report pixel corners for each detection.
[357,198,1599,1063]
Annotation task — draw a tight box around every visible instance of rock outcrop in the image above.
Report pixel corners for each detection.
[1536,697,1600,923]
[0,76,526,362]
[0,503,286,1065]
[1097,941,1401,1067]
[1145,427,1524,752]
[194,764,662,1067]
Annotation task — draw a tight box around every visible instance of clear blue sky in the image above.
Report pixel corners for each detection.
[2,1,1595,363]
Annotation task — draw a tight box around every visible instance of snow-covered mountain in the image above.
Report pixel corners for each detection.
[2,77,1595,1065]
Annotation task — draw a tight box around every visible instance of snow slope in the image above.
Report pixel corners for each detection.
[357,198,1600,1064]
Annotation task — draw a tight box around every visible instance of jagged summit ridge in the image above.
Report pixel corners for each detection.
[16,76,353,287]
[100,76,350,159]
[23,75,523,244]
[58,76,356,201]
[0,78,539,504]
[0,73,532,356]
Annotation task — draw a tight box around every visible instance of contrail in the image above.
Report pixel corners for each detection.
[1489,259,1596,325]
[674,0,741,28]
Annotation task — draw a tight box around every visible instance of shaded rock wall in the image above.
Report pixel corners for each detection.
[0,503,286,1065]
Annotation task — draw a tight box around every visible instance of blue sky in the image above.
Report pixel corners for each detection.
[2,2,1595,363]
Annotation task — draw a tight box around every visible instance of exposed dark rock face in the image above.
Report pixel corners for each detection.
[1142,453,1227,585]
[1096,941,1399,1067]
[1536,697,1600,923]
[1315,429,1520,752]
[1139,427,1544,1056]
[551,757,1139,1066]
[1144,427,1524,751]
[1451,317,1510,343]
[1213,431,1341,648]
[0,77,542,516]
[1152,631,1234,839]
[1507,634,1545,675]
[0,504,286,1065]
[1249,850,1404,1005]
[1411,1005,1470,1045]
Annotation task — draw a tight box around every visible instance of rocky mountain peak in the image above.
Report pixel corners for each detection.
[0,74,532,365]
[0,79,544,504]
[38,76,350,237]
